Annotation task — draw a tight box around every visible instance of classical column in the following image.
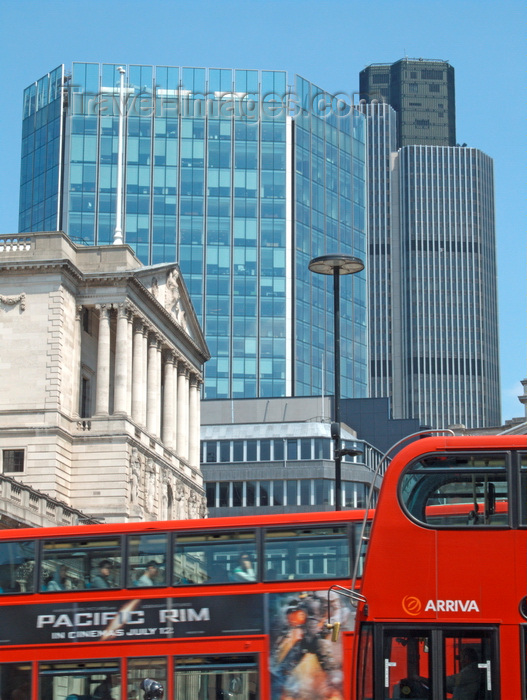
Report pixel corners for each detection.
[147,334,161,436]
[95,304,112,415]
[172,356,179,450]
[162,351,175,448]
[114,303,129,414]
[177,364,189,461]
[188,373,201,468]
[72,305,83,417]
[126,309,133,415]
[141,324,149,426]
[132,318,145,424]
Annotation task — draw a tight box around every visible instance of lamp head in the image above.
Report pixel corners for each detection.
[308,254,364,276]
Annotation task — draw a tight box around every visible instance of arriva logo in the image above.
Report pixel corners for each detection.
[402,596,480,615]
[425,599,479,613]
[402,595,422,616]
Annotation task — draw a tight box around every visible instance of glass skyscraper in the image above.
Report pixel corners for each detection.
[19,64,367,401]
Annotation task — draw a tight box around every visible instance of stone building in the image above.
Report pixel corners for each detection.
[0,231,209,522]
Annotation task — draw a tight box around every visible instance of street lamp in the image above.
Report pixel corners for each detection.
[308,254,365,510]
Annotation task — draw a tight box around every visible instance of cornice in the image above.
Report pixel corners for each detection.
[0,258,85,283]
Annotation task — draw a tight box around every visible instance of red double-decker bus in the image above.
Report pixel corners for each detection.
[352,434,527,700]
[0,509,371,700]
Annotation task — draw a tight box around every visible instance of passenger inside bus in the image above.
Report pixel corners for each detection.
[44,564,70,591]
[232,553,256,582]
[91,560,115,589]
[135,561,160,586]
[445,647,482,700]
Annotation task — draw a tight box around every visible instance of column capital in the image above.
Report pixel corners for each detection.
[95,303,112,318]
[133,316,145,333]
[114,301,130,320]
[163,348,177,364]
[148,332,162,349]
[178,362,190,378]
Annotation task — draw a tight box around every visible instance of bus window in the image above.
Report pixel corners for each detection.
[519,456,527,525]
[356,625,373,700]
[173,531,257,585]
[41,538,122,591]
[383,632,430,699]
[0,662,32,700]
[0,541,35,594]
[174,656,258,700]
[364,627,498,700]
[127,658,166,700]
[127,534,168,588]
[400,453,509,527]
[263,526,349,581]
[443,634,495,700]
[38,662,121,700]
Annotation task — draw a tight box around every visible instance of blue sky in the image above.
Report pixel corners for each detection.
[0,0,524,422]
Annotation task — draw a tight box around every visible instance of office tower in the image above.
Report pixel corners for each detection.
[360,58,456,148]
[19,64,368,401]
[361,63,501,429]
[361,103,401,409]
[399,144,500,427]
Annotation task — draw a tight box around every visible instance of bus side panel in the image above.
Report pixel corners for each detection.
[436,530,519,622]
[362,519,438,620]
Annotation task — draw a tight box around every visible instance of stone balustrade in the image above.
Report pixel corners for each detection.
[0,473,100,528]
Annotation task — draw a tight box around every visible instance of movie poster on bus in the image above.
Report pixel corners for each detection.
[268,590,354,700]
[0,595,264,645]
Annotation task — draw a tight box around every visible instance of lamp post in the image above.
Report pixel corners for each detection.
[308,254,364,510]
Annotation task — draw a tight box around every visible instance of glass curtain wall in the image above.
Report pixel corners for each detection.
[19,65,64,233]
[294,76,367,398]
[19,64,367,402]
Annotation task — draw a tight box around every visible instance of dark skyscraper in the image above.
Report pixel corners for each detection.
[361,59,500,429]
[360,58,456,148]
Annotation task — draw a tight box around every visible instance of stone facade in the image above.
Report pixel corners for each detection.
[0,232,210,523]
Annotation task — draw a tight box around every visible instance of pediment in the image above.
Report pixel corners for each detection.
[133,265,207,356]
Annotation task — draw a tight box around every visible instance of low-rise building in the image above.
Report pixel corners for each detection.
[201,397,385,516]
